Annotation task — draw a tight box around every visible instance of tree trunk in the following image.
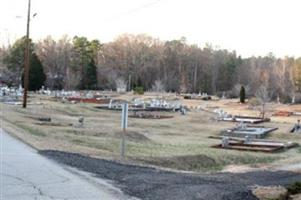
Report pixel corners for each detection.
[193,63,198,93]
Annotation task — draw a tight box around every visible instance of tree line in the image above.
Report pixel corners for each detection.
[0,33,301,102]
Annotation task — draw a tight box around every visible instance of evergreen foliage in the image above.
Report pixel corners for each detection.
[240,86,246,103]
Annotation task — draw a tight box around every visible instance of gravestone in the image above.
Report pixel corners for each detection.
[78,116,84,127]
[222,137,229,148]
[244,135,252,144]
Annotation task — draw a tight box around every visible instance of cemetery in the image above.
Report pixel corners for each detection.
[1,87,301,172]
[2,2,301,198]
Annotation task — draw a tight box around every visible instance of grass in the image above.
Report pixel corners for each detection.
[1,94,300,172]
[298,146,301,153]
[15,123,46,137]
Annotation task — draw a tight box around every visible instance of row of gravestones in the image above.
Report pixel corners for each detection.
[0,85,23,98]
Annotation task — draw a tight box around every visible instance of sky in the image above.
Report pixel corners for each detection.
[0,0,300,58]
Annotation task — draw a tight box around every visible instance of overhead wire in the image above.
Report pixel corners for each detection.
[103,0,163,22]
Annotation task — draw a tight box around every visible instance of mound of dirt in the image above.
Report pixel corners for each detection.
[252,186,288,200]
[114,131,151,142]
[34,122,73,127]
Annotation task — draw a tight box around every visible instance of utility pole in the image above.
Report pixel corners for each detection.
[23,0,31,108]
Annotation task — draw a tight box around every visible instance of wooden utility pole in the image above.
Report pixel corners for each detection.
[23,0,31,108]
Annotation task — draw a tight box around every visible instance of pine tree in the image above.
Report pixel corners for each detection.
[86,59,97,89]
[240,86,246,103]
[21,53,46,91]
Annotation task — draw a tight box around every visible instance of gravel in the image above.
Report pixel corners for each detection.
[40,150,301,200]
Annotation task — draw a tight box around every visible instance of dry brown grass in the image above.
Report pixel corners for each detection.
[2,93,301,172]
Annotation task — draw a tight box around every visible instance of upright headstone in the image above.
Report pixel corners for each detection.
[109,99,113,109]
[222,92,226,99]
[244,135,252,144]
[222,137,229,148]
[78,116,84,127]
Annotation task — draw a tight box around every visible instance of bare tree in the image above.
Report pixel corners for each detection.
[152,80,165,92]
[255,85,272,119]
[4,33,301,96]
[36,35,73,90]
[115,77,127,93]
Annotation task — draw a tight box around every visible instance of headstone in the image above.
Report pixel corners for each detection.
[109,99,113,109]
[222,137,229,148]
[237,121,246,129]
[291,120,301,133]
[41,86,45,94]
[244,135,252,144]
[222,92,226,99]
[78,116,84,127]
[180,107,186,115]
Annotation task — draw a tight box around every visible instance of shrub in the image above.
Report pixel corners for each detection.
[287,181,301,195]
[134,86,144,95]
[280,95,292,104]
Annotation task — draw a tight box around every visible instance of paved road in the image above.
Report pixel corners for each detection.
[41,150,301,200]
[0,130,134,200]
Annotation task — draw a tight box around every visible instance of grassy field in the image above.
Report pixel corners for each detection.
[2,93,301,172]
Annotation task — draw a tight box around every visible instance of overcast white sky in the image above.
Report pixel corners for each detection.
[0,0,300,58]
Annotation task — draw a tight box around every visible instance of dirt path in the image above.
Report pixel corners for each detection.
[40,150,301,200]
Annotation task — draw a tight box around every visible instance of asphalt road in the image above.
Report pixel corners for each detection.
[41,151,301,200]
[0,130,135,200]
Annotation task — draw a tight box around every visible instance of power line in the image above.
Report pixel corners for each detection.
[104,0,163,22]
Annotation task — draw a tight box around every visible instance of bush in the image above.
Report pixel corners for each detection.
[287,181,301,195]
[281,95,292,104]
[134,86,144,95]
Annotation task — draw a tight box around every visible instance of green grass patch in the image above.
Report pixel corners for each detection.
[72,138,85,144]
[15,123,46,137]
